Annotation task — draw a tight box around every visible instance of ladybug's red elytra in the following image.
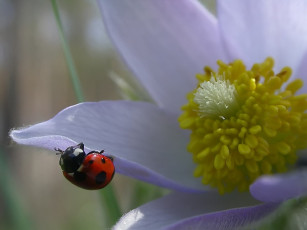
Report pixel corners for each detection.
[55,143,115,190]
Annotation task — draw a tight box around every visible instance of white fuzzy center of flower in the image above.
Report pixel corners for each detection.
[194,76,239,119]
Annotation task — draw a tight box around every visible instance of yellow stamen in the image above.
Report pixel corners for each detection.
[178,57,307,194]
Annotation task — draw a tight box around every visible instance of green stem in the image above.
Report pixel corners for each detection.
[50,0,122,225]
[99,186,122,227]
[130,181,166,209]
[50,0,84,103]
[0,147,33,230]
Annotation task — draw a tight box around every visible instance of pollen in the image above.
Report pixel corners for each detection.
[178,58,307,194]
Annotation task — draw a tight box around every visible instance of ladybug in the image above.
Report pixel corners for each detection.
[55,143,115,190]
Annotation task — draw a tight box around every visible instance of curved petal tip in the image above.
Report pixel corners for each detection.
[250,170,307,202]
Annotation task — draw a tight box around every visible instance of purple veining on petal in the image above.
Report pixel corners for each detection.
[164,202,278,230]
[10,100,206,192]
[98,0,227,115]
[113,191,266,230]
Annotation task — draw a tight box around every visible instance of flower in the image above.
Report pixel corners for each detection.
[10,0,307,229]
[179,57,307,195]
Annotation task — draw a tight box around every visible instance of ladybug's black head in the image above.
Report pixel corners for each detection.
[57,143,86,173]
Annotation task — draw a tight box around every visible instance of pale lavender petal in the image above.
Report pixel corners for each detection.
[10,101,204,192]
[218,0,307,73]
[113,191,274,230]
[294,50,307,94]
[250,169,307,202]
[165,202,277,230]
[98,0,227,114]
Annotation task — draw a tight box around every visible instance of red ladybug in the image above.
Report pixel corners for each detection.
[55,143,115,190]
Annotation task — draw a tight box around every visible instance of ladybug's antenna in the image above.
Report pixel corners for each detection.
[54,148,64,155]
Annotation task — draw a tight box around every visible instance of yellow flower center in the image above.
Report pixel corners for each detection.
[178,57,307,194]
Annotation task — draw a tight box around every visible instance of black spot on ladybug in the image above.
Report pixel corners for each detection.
[95,171,107,184]
[74,171,87,182]
[89,160,94,164]
[101,158,106,164]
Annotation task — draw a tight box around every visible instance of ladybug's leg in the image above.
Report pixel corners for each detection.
[54,148,64,155]
[87,150,100,155]
[77,142,84,150]
[88,150,105,155]
[108,156,114,162]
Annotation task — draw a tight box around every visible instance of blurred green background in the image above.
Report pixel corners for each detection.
[1,0,143,229]
[0,0,215,229]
